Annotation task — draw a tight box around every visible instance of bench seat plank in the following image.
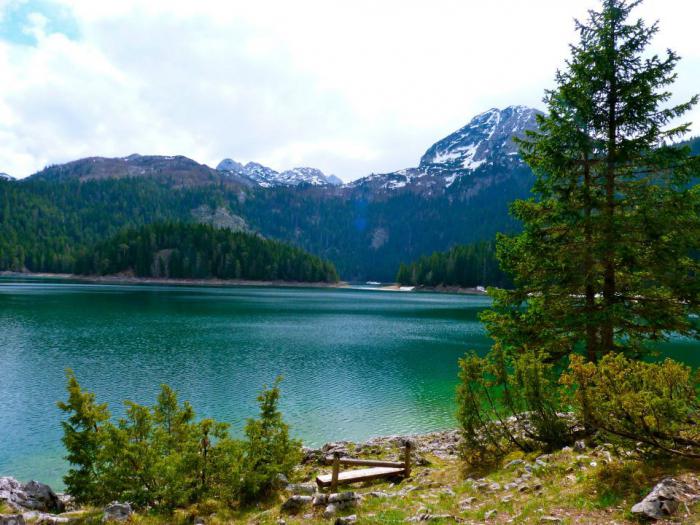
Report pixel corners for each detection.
[316,466,405,487]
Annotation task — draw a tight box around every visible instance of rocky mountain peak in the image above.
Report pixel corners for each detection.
[216,159,339,187]
[419,105,541,174]
[349,105,541,192]
[0,172,14,181]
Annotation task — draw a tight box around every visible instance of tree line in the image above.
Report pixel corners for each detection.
[395,241,510,288]
[75,221,339,283]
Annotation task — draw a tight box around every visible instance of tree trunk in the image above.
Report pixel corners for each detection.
[583,153,598,362]
[601,16,618,355]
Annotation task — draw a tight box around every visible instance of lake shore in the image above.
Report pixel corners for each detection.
[380,283,488,295]
[0,271,348,289]
[3,427,698,524]
[0,271,491,296]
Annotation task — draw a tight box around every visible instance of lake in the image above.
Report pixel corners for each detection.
[0,278,697,488]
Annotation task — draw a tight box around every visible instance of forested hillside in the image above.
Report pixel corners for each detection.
[0,166,530,280]
[79,222,339,282]
[396,241,509,288]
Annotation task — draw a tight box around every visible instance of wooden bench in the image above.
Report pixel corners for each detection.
[316,441,412,492]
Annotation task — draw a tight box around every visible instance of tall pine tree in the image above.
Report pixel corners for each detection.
[485,0,700,363]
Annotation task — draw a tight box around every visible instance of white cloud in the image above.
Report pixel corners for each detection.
[0,0,698,180]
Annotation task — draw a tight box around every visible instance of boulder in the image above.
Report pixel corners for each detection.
[284,483,315,495]
[0,516,25,525]
[301,447,323,464]
[36,516,70,524]
[21,482,64,513]
[328,492,358,503]
[322,503,337,518]
[631,477,699,520]
[311,493,328,506]
[272,473,289,490]
[503,459,524,469]
[102,502,132,522]
[0,478,63,513]
[280,495,312,513]
[0,478,23,510]
[335,515,357,525]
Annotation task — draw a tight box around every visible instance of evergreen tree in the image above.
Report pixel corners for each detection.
[486,0,700,363]
[239,378,302,502]
[57,370,111,503]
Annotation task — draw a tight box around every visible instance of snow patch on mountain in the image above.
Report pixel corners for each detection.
[216,159,340,187]
[351,105,541,191]
[0,172,14,181]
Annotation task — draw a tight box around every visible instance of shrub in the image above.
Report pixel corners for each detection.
[563,353,700,458]
[238,378,302,503]
[58,372,299,510]
[57,370,111,504]
[456,345,574,466]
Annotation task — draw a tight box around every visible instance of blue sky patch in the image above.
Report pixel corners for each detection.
[0,0,79,45]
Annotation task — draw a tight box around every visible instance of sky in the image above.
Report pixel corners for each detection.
[0,0,699,181]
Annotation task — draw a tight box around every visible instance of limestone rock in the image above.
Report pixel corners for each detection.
[0,515,25,525]
[323,503,337,518]
[311,493,328,506]
[631,477,699,520]
[334,515,357,525]
[0,478,63,513]
[504,459,524,469]
[102,502,132,522]
[280,495,312,512]
[328,492,358,503]
[284,483,315,495]
[21,482,64,513]
[272,473,289,489]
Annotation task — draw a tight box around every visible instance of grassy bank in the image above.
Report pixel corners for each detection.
[33,431,699,525]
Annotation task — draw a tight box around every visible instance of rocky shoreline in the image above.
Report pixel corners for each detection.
[2,428,699,524]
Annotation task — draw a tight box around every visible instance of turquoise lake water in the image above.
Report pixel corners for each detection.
[0,278,697,488]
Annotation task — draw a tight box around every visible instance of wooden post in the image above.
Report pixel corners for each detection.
[330,451,340,493]
[403,440,412,478]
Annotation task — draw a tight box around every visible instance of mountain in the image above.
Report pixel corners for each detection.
[216,159,341,187]
[31,154,253,188]
[350,105,541,192]
[1,106,544,280]
[0,173,14,181]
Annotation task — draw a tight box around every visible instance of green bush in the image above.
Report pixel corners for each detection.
[563,354,700,458]
[456,345,573,466]
[238,378,302,503]
[58,371,301,509]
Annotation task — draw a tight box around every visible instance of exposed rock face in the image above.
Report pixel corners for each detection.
[102,502,132,522]
[216,159,339,187]
[0,478,64,513]
[631,477,700,520]
[420,105,540,175]
[349,105,541,192]
[191,204,249,232]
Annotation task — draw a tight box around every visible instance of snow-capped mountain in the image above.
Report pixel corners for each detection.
[216,159,341,187]
[351,105,541,191]
[0,172,14,181]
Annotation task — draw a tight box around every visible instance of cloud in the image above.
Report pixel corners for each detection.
[0,0,698,180]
